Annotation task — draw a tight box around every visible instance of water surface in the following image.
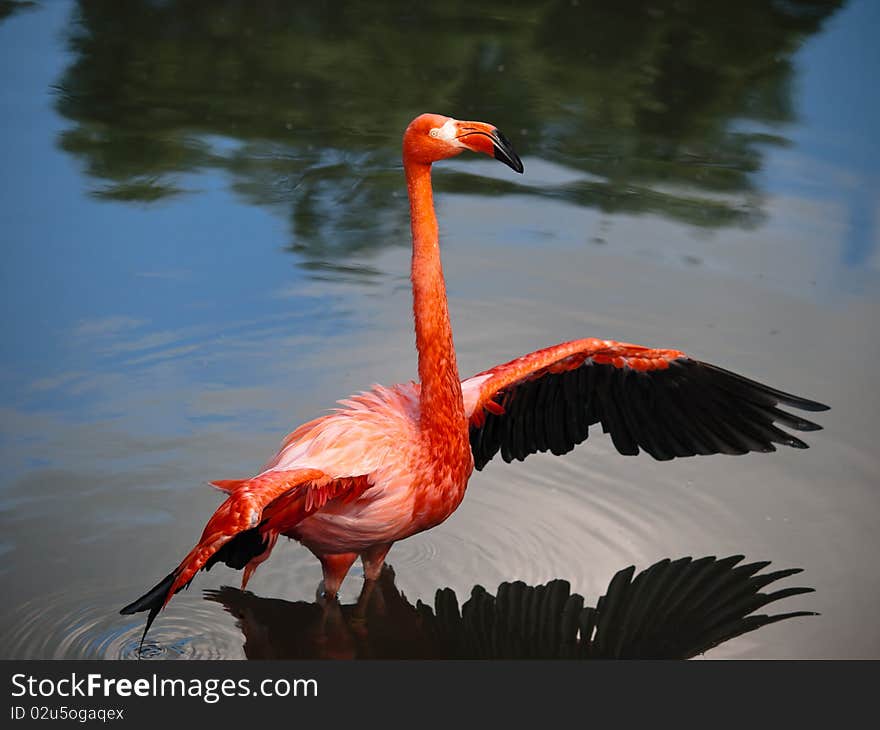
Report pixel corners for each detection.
[1,0,878,659]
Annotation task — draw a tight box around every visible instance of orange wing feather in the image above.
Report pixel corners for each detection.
[120,468,371,648]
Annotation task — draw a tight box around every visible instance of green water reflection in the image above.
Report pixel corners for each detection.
[54,0,843,270]
[0,0,35,23]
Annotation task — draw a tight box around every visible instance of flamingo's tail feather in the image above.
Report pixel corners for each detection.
[210,478,248,494]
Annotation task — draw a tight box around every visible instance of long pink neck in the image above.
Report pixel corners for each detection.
[405,159,467,437]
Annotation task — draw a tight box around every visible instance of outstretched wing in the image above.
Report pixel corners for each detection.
[463,338,828,470]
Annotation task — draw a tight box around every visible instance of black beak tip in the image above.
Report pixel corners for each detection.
[492,129,524,174]
[499,150,524,174]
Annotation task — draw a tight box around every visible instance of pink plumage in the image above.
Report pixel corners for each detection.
[121,114,826,647]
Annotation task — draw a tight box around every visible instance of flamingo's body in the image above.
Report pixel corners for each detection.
[123,114,828,643]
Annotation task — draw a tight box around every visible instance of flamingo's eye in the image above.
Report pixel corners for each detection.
[430,119,458,141]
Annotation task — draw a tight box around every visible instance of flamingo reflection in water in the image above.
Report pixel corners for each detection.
[199,555,816,660]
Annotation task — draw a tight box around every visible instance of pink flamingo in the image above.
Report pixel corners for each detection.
[122,113,827,642]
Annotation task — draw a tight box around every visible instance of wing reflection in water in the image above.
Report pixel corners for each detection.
[206,555,815,660]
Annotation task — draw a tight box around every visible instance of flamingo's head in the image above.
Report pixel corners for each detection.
[403,113,523,173]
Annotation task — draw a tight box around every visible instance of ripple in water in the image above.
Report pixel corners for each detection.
[386,532,440,571]
[440,444,743,599]
[4,587,244,659]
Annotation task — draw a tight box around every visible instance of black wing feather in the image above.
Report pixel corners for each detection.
[470,357,828,470]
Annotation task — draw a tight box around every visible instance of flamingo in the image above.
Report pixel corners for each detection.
[122,113,828,644]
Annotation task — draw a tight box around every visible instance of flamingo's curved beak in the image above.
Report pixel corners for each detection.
[489,128,524,174]
[456,121,524,174]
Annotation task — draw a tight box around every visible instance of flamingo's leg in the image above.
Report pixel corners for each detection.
[352,543,394,619]
[317,552,358,600]
[361,542,394,582]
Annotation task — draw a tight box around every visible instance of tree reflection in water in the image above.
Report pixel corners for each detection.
[53,0,843,280]
[206,555,815,659]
